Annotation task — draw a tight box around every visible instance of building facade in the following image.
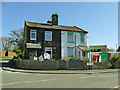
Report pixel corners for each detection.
[24,13,90,60]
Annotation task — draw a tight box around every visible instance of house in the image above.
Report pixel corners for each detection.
[117,46,120,52]
[24,13,90,60]
[89,45,108,62]
[0,51,16,57]
[89,45,107,52]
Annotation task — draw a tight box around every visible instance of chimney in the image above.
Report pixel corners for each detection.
[52,13,58,25]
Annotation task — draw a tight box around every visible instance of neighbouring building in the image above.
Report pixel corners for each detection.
[89,45,108,62]
[89,45,107,52]
[24,13,90,60]
[117,46,120,52]
[0,51,16,57]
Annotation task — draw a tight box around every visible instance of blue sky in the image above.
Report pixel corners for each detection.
[2,2,118,49]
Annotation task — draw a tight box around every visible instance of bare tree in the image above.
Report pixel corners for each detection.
[0,37,13,51]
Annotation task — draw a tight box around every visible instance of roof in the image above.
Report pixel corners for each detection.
[117,46,120,52]
[26,43,42,49]
[25,20,88,33]
[78,46,90,52]
[89,45,107,50]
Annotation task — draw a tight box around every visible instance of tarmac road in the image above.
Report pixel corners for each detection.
[1,69,119,89]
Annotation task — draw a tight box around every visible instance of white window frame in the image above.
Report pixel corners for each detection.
[80,34,85,43]
[45,31,52,41]
[67,33,74,42]
[30,30,36,40]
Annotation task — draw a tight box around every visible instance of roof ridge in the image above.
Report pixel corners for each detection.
[26,20,51,25]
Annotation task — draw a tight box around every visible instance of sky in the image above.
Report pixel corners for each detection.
[2,2,118,49]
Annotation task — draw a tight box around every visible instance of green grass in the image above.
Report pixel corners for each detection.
[0,56,13,59]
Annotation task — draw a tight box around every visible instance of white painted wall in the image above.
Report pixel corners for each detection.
[61,31,87,59]
[61,31,75,59]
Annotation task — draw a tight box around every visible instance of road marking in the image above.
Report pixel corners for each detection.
[1,79,55,86]
[81,77,87,78]
[114,86,119,88]
[80,74,117,79]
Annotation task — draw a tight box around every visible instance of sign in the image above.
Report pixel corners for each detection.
[87,62,93,66]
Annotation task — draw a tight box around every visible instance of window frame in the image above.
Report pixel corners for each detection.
[67,33,74,43]
[80,34,85,43]
[67,47,74,57]
[30,30,36,40]
[45,31,52,41]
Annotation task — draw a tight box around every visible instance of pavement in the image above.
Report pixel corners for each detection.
[2,67,119,74]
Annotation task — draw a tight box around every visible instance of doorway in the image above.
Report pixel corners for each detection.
[29,51,37,60]
[45,47,52,58]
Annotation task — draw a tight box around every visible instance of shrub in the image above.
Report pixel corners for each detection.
[62,56,70,61]
[84,60,90,62]
[69,57,81,60]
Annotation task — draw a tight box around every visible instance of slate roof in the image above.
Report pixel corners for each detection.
[78,46,90,51]
[89,45,107,50]
[25,20,88,33]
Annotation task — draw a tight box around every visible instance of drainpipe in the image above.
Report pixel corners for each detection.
[75,30,77,57]
[90,51,91,62]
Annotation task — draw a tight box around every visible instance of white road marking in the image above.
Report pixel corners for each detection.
[114,86,119,88]
[1,79,55,86]
[81,77,87,78]
[80,74,117,79]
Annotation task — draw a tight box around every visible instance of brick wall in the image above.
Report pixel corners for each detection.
[0,51,6,56]
[8,51,16,56]
[0,51,16,56]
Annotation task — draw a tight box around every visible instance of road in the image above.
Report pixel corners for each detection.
[1,69,119,88]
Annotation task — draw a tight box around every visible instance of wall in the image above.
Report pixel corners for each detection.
[24,26,61,60]
[8,51,16,56]
[61,31,87,59]
[13,60,109,70]
[14,60,85,70]
[0,51,16,56]
[0,51,6,56]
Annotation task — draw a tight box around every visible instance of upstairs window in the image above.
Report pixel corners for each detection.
[80,34,85,43]
[45,31,52,41]
[67,33,74,43]
[30,30,36,40]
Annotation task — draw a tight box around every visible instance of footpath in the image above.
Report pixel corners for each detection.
[2,67,119,74]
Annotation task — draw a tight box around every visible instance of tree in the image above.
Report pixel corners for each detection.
[0,37,13,51]
[105,48,114,52]
[9,29,24,55]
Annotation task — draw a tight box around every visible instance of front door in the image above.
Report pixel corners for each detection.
[29,51,37,60]
[45,47,52,58]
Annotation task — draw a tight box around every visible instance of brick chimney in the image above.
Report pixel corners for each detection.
[52,13,58,25]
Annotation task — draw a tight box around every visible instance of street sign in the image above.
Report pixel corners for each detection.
[87,62,93,66]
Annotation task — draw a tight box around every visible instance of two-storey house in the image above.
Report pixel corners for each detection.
[24,13,90,60]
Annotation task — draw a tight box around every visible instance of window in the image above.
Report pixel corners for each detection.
[45,31,52,41]
[101,49,104,51]
[80,34,85,43]
[95,49,97,52]
[30,30,36,40]
[91,49,94,52]
[67,47,74,57]
[67,33,74,42]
